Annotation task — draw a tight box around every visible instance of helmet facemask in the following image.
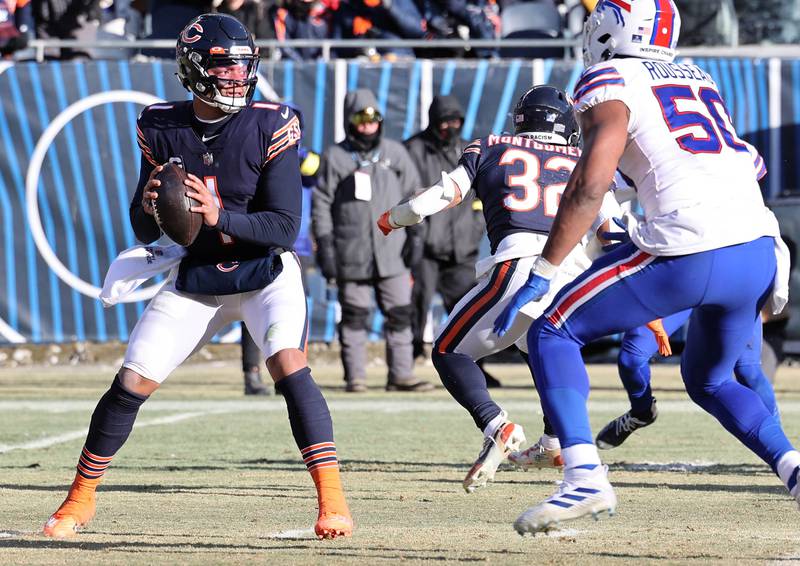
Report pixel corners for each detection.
[178,48,260,114]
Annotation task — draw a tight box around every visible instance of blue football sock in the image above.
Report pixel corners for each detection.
[80,374,149,479]
[275,367,337,471]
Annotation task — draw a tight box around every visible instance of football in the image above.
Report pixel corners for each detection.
[152,163,203,246]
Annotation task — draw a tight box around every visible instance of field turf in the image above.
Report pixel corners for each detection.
[1,360,799,564]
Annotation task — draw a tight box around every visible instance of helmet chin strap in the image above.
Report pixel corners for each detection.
[516,131,570,145]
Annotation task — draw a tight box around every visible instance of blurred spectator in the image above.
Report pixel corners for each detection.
[416,0,499,57]
[332,0,425,58]
[219,0,274,41]
[242,326,273,395]
[733,0,800,45]
[673,0,738,46]
[499,0,564,58]
[0,0,33,57]
[270,0,330,60]
[296,145,320,284]
[402,95,500,386]
[558,0,589,39]
[33,0,102,58]
[142,0,214,58]
[313,88,432,393]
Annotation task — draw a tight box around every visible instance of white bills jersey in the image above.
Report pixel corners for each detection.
[573,58,772,256]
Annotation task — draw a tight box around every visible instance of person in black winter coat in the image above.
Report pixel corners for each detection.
[332,0,425,58]
[313,89,433,393]
[403,95,500,387]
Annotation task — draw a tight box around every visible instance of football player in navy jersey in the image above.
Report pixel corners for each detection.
[378,86,620,494]
[43,13,352,540]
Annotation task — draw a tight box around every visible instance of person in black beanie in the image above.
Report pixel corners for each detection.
[313,88,433,393]
[403,95,500,387]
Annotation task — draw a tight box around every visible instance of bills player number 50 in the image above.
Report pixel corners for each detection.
[653,84,749,155]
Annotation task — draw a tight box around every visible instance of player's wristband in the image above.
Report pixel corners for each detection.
[532,256,558,280]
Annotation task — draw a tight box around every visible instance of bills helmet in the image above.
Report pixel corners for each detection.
[176,13,259,113]
[513,86,580,146]
[583,0,681,68]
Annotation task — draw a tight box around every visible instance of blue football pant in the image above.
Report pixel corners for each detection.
[620,310,779,419]
[528,237,793,472]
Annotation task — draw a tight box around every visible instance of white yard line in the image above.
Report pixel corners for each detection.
[3,398,800,415]
[543,528,582,538]
[0,411,226,454]
[265,528,316,540]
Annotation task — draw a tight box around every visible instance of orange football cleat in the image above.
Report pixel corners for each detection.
[310,463,353,539]
[314,509,354,539]
[42,475,100,538]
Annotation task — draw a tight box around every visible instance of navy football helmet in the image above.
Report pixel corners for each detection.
[176,13,259,113]
[513,86,580,146]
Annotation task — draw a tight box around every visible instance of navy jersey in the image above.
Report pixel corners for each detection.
[458,135,582,253]
[131,100,302,265]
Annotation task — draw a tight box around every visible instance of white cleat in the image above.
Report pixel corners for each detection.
[513,466,617,535]
[789,467,800,511]
[509,439,564,470]
[463,415,526,494]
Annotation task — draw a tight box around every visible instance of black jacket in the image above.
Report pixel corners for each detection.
[313,89,421,281]
[403,129,484,263]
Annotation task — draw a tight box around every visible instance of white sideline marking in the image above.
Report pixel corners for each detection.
[3,399,800,415]
[0,530,33,538]
[266,528,316,540]
[612,461,723,473]
[0,411,225,454]
[544,528,581,538]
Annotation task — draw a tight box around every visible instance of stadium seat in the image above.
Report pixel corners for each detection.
[676,0,739,46]
[500,0,565,59]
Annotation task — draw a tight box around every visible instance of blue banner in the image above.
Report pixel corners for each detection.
[1,58,796,343]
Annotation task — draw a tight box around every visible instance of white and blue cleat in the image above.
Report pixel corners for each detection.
[513,466,617,535]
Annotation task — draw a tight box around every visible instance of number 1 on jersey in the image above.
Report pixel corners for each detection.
[203,176,234,244]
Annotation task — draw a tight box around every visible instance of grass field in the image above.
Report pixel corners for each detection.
[1,359,799,565]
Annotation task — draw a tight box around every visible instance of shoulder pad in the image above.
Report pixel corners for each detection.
[463,138,482,154]
[265,105,302,164]
[573,64,625,103]
[137,101,190,131]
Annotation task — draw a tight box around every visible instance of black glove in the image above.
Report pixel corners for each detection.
[316,234,338,282]
[402,225,424,269]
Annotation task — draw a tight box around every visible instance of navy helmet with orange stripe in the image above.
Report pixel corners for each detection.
[176,13,259,114]
[513,86,580,147]
[583,0,681,68]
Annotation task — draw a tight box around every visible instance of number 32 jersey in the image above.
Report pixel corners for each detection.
[574,58,773,256]
[456,135,582,254]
